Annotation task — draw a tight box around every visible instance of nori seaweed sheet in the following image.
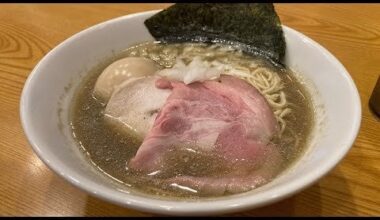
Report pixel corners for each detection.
[144,3,286,65]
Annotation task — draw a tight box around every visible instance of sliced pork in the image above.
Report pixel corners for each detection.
[165,143,281,195]
[127,75,281,195]
[104,76,171,139]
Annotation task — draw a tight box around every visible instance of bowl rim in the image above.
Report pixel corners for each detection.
[20,10,362,216]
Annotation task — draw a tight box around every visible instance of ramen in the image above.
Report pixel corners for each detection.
[69,42,314,199]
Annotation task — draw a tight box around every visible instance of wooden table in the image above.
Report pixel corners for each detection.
[0,4,379,216]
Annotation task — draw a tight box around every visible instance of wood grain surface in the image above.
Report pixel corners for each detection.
[0,4,379,216]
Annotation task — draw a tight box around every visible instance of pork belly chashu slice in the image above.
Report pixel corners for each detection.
[127,75,282,195]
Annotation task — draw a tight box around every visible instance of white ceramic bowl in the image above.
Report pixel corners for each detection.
[20,10,361,216]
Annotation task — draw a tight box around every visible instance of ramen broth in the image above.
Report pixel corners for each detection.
[70,42,314,198]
